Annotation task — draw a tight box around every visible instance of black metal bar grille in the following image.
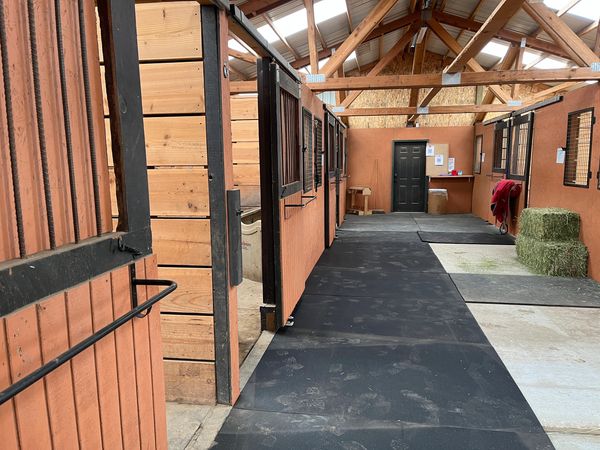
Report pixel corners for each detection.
[474,135,483,174]
[314,117,323,187]
[302,108,313,192]
[280,89,300,190]
[0,278,176,406]
[0,0,26,258]
[27,0,56,249]
[493,123,509,172]
[564,108,594,187]
[509,121,530,179]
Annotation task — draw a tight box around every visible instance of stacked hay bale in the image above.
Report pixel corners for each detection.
[516,208,588,277]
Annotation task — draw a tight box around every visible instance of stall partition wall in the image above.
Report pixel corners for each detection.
[103,2,239,404]
[472,84,600,282]
[0,0,167,447]
[231,95,260,207]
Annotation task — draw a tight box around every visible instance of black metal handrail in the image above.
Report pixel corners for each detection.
[0,278,177,406]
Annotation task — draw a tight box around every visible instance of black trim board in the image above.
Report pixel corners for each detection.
[202,5,232,405]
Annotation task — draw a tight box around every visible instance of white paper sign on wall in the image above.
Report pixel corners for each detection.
[556,148,566,164]
[434,154,444,166]
[426,144,435,156]
[448,158,455,171]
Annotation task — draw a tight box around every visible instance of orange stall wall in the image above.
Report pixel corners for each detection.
[471,84,600,281]
[347,126,475,213]
[279,85,327,321]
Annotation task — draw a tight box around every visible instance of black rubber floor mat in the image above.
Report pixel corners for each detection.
[213,405,552,450]
[452,273,600,308]
[419,231,515,245]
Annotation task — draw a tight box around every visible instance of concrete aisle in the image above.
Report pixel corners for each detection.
[211,214,553,449]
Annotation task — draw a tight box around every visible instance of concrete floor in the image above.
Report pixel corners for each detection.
[237,278,263,364]
[432,238,600,449]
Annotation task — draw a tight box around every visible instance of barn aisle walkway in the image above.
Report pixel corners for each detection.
[212,214,553,449]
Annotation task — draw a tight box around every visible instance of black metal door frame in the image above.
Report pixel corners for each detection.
[391,140,427,213]
[323,110,337,247]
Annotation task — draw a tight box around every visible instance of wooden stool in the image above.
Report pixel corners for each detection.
[347,186,372,215]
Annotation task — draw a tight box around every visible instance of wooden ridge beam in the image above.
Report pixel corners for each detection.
[341,24,419,108]
[337,104,522,117]
[319,0,399,77]
[522,2,598,66]
[306,67,600,91]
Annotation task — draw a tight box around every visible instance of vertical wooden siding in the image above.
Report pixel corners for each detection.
[0,0,111,264]
[231,95,260,207]
[0,256,167,450]
[103,2,217,404]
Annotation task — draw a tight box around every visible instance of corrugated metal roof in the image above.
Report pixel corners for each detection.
[232,0,599,79]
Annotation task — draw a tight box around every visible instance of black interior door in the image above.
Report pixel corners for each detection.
[393,142,426,212]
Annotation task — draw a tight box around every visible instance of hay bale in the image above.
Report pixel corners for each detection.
[516,234,588,277]
[519,208,580,241]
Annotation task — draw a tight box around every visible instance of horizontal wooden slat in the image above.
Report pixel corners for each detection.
[239,185,261,208]
[152,218,211,266]
[231,120,259,142]
[232,142,259,164]
[233,164,260,186]
[161,315,214,360]
[102,62,205,115]
[106,117,207,166]
[230,96,258,120]
[163,360,216,404]
[110,168,209,217]
[98,2,202,62]
[157,267,212,314]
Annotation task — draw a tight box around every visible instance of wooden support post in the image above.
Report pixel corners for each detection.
[304,0,318,74]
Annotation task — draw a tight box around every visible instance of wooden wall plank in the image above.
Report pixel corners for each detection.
[0,319,20,450]
[163,360,216,404]
[144,256,168,449]
[110,168,209,217]
[110,266,141,449]
[230,96,258,120]
[65,284,103,449]
[89,274,123,450]
[4,307,53,449]
[36,294,79,450]
[232,142,259,164]
[233,164,261,186]
[106,117,207,167]
[102,62,205,115]
[161,315,215,360]
[132,261,156,450]
[152,218,211,266]
[239,186,261,207]
[157,267,213,314]
[98,2,202,62]
[231,119,259,142]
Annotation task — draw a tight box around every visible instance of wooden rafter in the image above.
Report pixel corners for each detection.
[306,67,600,91]
[228,48,257,65]
[529,0,582,38]
[522,2,598,67]
[319,0,399,77]
[263,14,301,60]
[442,0,486,61]
[240,0,290,18]
[304,0,318,73]
[341,24,420,108]
[595,22,600,56]
[336,104,522,117]
[512,40,526,99]
[529,81,589,101]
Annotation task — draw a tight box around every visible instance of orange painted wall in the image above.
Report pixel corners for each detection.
[471,84,600,281]
[279,85,327,321]
[347,126,475,213]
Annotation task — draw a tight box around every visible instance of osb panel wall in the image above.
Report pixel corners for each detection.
[103,2,217,404]
[347,126,475,213]
[279,85,327,321]
[346,51,541,128]
[0,0,111,262]
[472,84,600,281]
[0,257,167,450]
[231,94,260,207]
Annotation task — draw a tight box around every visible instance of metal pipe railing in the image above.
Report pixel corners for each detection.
[0,278,177,406]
